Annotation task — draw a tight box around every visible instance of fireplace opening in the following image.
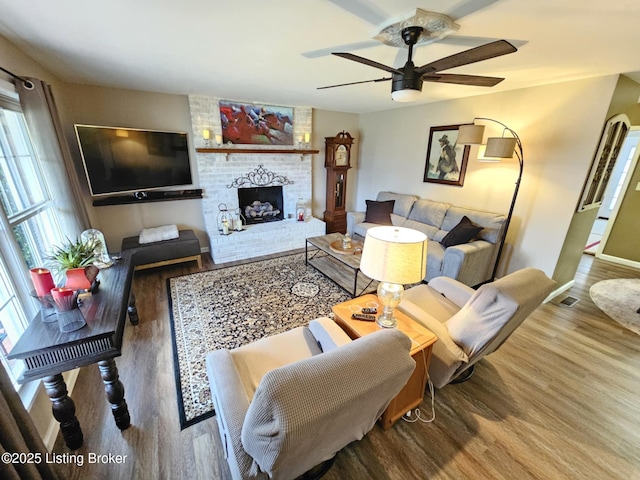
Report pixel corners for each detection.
[238,186,284,225]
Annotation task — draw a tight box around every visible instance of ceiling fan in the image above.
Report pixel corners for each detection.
[318,26,517,102]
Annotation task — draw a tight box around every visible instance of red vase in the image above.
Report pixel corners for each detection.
[64,267,92,291]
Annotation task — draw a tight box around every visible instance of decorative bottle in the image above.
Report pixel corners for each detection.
[342,232,352,250]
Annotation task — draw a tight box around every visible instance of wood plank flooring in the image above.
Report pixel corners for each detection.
[52,253,640,480]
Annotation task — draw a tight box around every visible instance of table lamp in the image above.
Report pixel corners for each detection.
[359,226,428,328]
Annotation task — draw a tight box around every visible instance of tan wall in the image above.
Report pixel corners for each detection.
[310,110,360,219]
[53,83,208,251]
[554,75,640,285]
[602,156,640,260]
[50,88,362,251]
[599,76,640,261]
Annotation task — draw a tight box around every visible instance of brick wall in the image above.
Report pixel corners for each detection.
[188,96,325,263]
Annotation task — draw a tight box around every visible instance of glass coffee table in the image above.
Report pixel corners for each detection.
[305,233,377,297]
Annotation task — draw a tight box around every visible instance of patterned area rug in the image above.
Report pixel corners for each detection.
[589,278,640,335]
[167,252,351,429]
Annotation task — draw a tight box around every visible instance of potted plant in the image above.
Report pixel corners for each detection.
[47,237,100,291]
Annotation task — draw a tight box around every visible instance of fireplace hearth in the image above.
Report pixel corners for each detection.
[238,186,284,225]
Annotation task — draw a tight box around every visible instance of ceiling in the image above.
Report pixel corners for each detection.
[1,0,640,114]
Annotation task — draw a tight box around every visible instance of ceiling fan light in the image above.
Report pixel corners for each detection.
[457,124,485,144]
[391,88,421,102]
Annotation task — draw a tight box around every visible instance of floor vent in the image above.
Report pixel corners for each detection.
[558,296,580,308]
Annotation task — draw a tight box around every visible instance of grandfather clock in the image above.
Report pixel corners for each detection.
[324,131,354,233]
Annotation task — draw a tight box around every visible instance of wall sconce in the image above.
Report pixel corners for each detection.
[458,118,523,280]
[215,134,222,147]
[304,132,310,148]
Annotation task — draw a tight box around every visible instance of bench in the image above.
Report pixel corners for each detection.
[121,229,202,271]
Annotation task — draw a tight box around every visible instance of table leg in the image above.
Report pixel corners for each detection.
[98,358,131,430]
[305,240,309,265]
[128,292,139,325]
[43,374,83,450]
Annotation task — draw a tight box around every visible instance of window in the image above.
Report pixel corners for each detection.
[0,95,64,387]
[577,114,630,212]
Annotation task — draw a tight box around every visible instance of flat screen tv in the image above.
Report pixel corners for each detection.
[74,124,193,196]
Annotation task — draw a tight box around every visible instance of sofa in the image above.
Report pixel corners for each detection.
[347,191,506,287]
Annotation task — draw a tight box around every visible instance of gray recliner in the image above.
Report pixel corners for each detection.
[206,317,416,480]
[397,268,556,388]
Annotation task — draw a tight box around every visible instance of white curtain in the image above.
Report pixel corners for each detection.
[16,78,90,237]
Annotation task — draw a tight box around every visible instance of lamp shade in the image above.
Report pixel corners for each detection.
[360,226,428,284]
[485,137,517,158]
[391,89,421,102]
[457,124,485,145]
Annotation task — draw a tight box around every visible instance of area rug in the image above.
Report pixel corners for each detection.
[167,252,350,429]
[589,278,640,335]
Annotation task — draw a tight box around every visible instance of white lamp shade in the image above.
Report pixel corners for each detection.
[391,89,421,102]
[457,124,485,145]
[485,137,517,158]
[360,226,428,284]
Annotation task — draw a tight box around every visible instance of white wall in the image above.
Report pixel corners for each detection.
[355,76,618,278]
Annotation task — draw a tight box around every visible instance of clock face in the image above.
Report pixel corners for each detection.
[335,145,348,166]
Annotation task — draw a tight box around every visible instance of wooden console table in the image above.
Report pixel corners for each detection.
[332,294,437,429]
[8,251,139,449]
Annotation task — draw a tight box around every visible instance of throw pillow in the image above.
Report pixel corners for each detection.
[440,216,482,247]
[364,199,395,225]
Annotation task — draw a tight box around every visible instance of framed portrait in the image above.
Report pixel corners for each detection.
[423,125,470,186]
[219,100,294,146]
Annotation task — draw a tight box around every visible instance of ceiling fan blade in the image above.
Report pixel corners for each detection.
[422,73,505,87]
[302,40,379,59]
[445,0,500,22]
[332,52,402,75]
[416,40,517,74]
[326,0,388,26]
[317,77,391,90]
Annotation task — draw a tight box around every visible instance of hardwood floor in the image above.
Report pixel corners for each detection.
[52,254,640,480]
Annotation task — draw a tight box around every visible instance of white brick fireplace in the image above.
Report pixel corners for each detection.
[189,96,326,263]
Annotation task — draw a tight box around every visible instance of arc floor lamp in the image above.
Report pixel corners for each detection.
[457,118,524,280]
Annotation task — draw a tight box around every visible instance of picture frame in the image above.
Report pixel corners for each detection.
[219,100,294,146]
[423,124,470,186]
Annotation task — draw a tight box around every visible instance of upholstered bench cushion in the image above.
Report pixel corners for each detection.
[121,229,201,269]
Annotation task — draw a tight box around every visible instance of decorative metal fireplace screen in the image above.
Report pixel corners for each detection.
[229,164,293,225]
[237,186,284,224]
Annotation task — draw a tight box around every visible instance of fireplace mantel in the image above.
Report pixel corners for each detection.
[196,147,319,154]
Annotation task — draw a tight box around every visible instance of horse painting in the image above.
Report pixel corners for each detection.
[219,101,294,145]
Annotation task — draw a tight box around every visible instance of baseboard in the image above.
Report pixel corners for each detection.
[596,253,640,270]
[546,280,575,302]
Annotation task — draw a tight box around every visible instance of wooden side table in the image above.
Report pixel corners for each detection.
[332,294,437,429]
[8,252,138,449]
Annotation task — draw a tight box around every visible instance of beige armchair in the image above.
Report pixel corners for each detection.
[206,317,416,480]
[397,268,556,388]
